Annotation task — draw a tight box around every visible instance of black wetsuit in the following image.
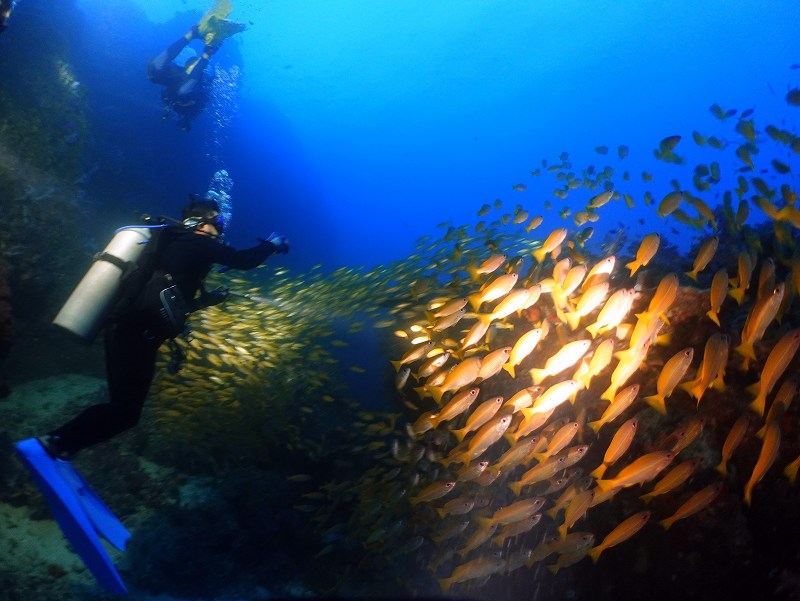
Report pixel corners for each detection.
[49,229,275,456]
[147,34,210,130]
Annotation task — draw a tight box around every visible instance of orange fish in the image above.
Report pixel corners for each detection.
[715,415,750,477]
[626,233,660,276]
[591,418,637,480]
[644,347,693,414]
[660,482,724,530]
[596,451,674,492]
[410,480,457,505]
[744,421,781,506]
[641,457,702,503]
[748,328,800,417]
[588,510,651,562]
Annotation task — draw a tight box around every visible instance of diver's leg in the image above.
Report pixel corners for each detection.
[47,320,161,457]
[148,26,201,80]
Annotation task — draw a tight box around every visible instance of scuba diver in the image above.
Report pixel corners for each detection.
[147,4,245,130]
[40,196,290,460]
[0,0,14,33]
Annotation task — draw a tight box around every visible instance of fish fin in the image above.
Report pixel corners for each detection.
[705,310,720,327]
[684,270,698,282]
[475,516,493,530]
[508,481,523,496]
[735,342,756,361]
[587,420,602,433]
[467,293,483,312]
[590,464,607,479]
[528,368,547,385]
[728,287,745,305]
[502,363,516,379]
[748,395,765,417]
[715,461,727,477]
[643,394,667,415]
[588,547,602,563]
[565,312,581,331]
[626,260,640,276]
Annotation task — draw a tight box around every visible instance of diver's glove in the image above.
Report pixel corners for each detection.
[264,232,290,254]
[193,286,229,310]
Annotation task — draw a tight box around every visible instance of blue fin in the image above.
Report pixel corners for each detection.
[15,438,128,595]
[55,460,131,551]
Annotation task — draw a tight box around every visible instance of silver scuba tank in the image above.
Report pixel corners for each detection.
[53,226,153,341]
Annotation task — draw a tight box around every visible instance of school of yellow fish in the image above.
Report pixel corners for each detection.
[143,97,799,595]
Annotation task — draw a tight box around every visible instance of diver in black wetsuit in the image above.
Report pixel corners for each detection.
[147,14,244,130]
[0,0,14,33]
[41,197,290,459]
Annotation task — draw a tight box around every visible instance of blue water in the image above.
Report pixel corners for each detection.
[8,0,797,270]
[2,1,800,599]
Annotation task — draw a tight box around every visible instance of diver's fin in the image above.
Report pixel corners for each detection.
[15,438,128,595]
[198,0,233,35]
[202,15,246,48]
[55,460,131,551]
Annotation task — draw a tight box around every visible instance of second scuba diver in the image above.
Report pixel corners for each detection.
[41,196,290,460]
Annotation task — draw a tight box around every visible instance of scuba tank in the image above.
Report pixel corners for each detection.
[53,222,166,341]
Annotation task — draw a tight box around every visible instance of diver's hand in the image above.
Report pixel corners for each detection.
[264,232,290,254]
[197,286,229,309]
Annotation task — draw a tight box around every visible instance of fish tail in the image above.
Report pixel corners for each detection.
[643,393,667,415]
[600,384,616,403]
[452,426,469,443]
[728,287,745,305]
[735,341,756,362]
[430,387,445,404]
[565,312,581,331]
[679,378,701,400]
[467,293,483,312]
[595,478,616,493]
[557,524,568,539]
[659,517,674,530]
[588,547,602,563]
[743,482,753,507]
[715,461,727,477]
[390,360,404,372]
[589,464,607,479]
[502,363,516,379]
[438,578,453,593]
[784,460,800,484]
[508,481,523,496]
[684,270,698,282]
[533,248,546,264]
[587,419,602,433]
[640,492,654,503]
[748,394,766,417]
[528,368,547,385]
[475,516,493,530]
[585,322,600,338]
[625,260,640,276]
[705,310,720,327]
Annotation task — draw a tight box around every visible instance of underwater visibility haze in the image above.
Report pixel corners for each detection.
[1,0,800,599]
